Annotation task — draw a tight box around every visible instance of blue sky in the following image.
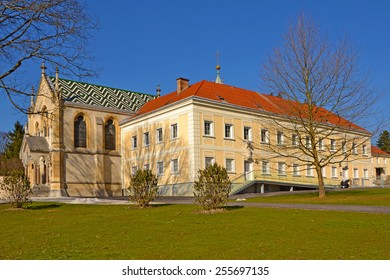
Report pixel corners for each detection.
[1,0,389,140]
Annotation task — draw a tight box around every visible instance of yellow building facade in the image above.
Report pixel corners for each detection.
[121,78,374,196]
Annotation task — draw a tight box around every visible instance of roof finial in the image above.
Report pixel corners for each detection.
[30,86,35,106]
[156,84,161,98]
[40,61,47,75]
[215,50,223,84]
[55,65,59,92]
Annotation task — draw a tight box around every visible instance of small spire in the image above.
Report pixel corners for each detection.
[40,61,47,75]
[30,86,35,105]
[215,50,223,84]
[55,66,59,92]
[156,84,161,98]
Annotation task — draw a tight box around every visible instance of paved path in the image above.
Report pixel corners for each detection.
[2,192,390,214]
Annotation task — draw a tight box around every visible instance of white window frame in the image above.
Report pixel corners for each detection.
[278,162,286,175]
[318,138,324,150]
[330,139,336,152]
[363,169,368,179]
[171,158,179,174]
[277,131,284,145]
[321,167,326,178]
[157,161,164,176]
[293,164,300,176]
[156,128,163,143]
[170,123,178,140]
[305,136,312,149]
[205,157,214,168]
[306,165,314,177]
[261,129,269,144]
[262,161,270,174]
[224,124,233,139]
[362,144,367,156]
[352,143,357,155]
[331,167,338,178]
[143,132,150,146]
[353,168,359,178]
[204,121,213,136]
[144,163,150,170]
[225,158,235,173]
[292,134,298,147]
[131,166,138,175]
[244,126,252,141]
[132,135,137,149]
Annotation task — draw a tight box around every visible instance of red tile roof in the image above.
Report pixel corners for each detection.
[130,80,368,132]
[371,146,390,156]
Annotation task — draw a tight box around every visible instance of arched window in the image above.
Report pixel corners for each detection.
[105,119,116,150]
[74,115,87,148]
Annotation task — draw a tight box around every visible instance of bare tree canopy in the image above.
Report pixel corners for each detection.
[0,0,96,112]
[260,14,377,197]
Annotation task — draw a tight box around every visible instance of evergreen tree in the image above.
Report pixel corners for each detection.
[4,121,24,159]
[377,130,390,152]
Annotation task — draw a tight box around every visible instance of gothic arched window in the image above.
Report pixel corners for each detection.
[74,115,87,148]
[105,119,116,150]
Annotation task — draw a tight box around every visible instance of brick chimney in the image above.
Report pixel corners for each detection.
[176,77,189,94]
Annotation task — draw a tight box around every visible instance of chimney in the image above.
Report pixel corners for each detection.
[176,77,189,94]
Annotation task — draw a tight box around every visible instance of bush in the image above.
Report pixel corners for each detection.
[128,169,159,208]
[0,170,31,208]
[193,163,231,211]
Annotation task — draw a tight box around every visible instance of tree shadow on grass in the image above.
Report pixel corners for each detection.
[221,205,244,211]
[27,203,62,210]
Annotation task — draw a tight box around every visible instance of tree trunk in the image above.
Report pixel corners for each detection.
[315,165,326,198]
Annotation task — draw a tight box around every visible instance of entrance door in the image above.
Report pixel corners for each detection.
[244,160,253,180]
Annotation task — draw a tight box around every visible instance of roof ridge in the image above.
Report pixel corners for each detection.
[47,76,154,97]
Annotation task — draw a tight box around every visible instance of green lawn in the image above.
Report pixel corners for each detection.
[242,188,390,206]
[0,201,389,260]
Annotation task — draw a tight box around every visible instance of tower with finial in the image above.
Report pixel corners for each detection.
[215,50,223,84]
[156,84,161,98]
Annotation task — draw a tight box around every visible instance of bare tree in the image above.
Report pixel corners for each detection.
[260,14,377,197]
[0,0,97,112]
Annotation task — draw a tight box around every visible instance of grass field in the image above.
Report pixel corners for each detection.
[0,200,389,260]
[243,188,390,206]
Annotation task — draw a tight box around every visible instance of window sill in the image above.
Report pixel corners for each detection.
[223,138,235,141]
[203,135,215,139]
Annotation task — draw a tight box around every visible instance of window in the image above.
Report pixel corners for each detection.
[305,136,312,149]
[278,162,286,175]
[205,157,214,168]
[204,121,213,136]
[225,158,235,173]
[331,167,338,178]
[157,128,163,143]
[224,124,233,139]
[261,129,269,143]
[74,115,87,148]
[171,159,179,174]
[353,168,359,178]
[144,163,150,170]
[362,144,367,155]
[318,138,324,150]
[342,141,347,153]
[131,166,138,175]
[262,161,270,174]
[292,134,298,147]
[132,135,137,149]
[244,127,252,141]
[157,161,164,176]
[363,169,368,178]
[171,123,178,139]
[144,132,150,146]
[352,143,357,154]
[321,167,326,178]
[277,132,284,145]
[293,164,300,176]
[330,139,336,152]
[104,119,116,150]
[306,165,313,177]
